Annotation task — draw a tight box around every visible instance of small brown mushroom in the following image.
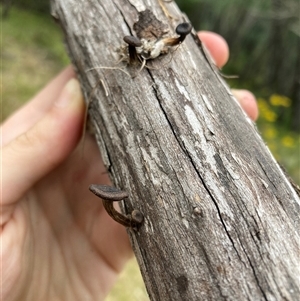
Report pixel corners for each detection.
[89,184,128,200]
[175,23,193,43]
[123,35,142,64]
[89,184,143,229]
[162,22,192,47]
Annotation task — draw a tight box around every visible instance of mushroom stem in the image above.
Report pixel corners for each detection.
[123,35,142,64]
[89,184,143,228]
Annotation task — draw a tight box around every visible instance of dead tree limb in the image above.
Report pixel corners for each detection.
[50,0,300,300]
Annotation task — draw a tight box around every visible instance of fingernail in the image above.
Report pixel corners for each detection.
[55,78,83,108]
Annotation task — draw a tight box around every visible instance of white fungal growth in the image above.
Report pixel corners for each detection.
[136,39,167,60]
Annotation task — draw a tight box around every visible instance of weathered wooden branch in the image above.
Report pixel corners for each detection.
[51,0,300,300]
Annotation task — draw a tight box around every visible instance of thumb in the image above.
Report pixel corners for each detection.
[1,78,85,213]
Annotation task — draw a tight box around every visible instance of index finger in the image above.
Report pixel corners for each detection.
[198,31,229,68]
[1,66,76,146]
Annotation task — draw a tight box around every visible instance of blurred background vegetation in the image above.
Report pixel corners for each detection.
[1,0,299,300]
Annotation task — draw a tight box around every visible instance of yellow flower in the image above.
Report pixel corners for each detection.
[264,111,277,122]
[264,127,277,139]
[281,136,295,148]
[258,98,278,122]
[258,98,269,111]
[270,94,291,107]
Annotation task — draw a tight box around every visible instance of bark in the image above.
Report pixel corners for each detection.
[50,0,300,300]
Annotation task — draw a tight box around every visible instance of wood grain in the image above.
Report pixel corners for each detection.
[51,1,300,300]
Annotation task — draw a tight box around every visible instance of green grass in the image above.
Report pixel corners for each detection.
[107,258,149,301]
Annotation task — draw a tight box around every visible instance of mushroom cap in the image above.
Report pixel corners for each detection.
[123,35,142,47]
[89,184,129,201]
[175,23,192,36]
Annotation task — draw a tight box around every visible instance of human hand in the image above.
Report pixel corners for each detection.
[1,32,258,301]
[2,67,133,301]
